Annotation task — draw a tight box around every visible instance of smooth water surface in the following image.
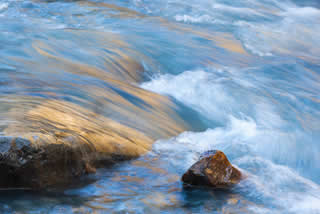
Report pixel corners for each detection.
[0,0,320,213]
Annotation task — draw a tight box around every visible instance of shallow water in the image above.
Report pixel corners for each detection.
[0,0,319,213]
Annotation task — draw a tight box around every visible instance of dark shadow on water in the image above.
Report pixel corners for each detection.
[0,188,94,213]
[0,174,96,200]
[181,185,236,210]
[0,160,134,212]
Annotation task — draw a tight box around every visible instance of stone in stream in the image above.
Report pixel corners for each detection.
[0,136,125,189]
[182,150,242,188]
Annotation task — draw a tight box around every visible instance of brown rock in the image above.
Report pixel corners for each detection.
[0,136,91,189]
[0,136,128,189]
[182,150,242,188]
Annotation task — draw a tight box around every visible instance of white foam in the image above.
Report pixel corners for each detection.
[142,67,320,171]
[243,42,273,57]
[236,156,320,213]
[0,3,8,11]
[174,14,215,23]
[289,196,320,214]
[284,6,320,18]
[237,5,320,58]
[142,70,232,123]
[129,0,320,60]
[152,114,303,171]
[141,68,285,128]
[153,122,320,213]
[153,116,259,171]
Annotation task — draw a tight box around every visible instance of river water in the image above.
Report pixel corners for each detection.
[0,0,319,213]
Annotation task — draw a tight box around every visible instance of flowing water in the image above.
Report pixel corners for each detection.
[0,0,320,213]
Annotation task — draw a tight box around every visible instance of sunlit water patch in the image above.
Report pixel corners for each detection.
[0,0,319,213]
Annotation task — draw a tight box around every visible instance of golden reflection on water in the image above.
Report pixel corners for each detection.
[5,99,149,155]
[3,32,187,156]
[158,18,250,55]
[4,88,188,158]
[1,19,194,164]
[30,35,149,84]
[207,32,248,55]
[79,1,145,19]
[67,0,252,67]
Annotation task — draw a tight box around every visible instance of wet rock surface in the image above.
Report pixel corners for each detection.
[182,150,242,188]
[0,136,129,189]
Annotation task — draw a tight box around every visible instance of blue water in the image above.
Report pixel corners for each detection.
[0,0,320,213]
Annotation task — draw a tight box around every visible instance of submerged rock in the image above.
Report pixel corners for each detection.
[0,136,127,189]
[182,150,242,188]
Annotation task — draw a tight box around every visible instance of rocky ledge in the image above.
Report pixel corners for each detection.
[0,136,129,189]
[182,150,242,188]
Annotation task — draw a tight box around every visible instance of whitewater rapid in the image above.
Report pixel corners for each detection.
[141,65,320,213]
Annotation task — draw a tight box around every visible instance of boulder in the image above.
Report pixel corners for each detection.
[0,136,119,189]
[182,150,242,188]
